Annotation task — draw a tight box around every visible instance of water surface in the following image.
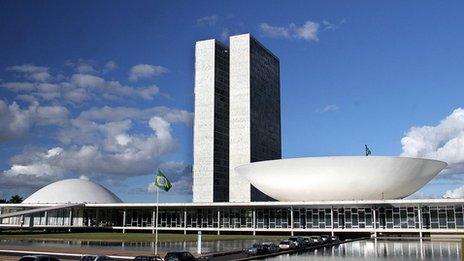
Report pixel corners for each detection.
[264,240,460,260]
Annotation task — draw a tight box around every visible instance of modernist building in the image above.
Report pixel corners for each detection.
[229,34,281,202]
[0,159,456,238]
[2,181,464,238]
[0,36,458,240]
[193,33,281,203]
[193,39,230,203]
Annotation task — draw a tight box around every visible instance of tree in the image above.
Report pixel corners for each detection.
[0,199,7,203]
[8,195,23,203]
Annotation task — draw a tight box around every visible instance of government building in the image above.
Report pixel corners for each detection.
[0,34,461,238]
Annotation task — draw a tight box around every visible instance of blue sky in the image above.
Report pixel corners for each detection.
[1,0,464,202]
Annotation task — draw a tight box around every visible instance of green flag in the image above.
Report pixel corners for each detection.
[155,169,172,192]
[365,144,372,156]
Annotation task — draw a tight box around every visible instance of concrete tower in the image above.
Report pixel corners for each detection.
[229,34,281,202]
[193,39,230,202]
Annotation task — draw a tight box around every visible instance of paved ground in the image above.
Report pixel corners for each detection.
[0,254,75,261]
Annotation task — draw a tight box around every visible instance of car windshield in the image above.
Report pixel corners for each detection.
[80,257,97,261]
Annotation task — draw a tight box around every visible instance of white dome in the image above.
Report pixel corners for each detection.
[235,156,447,201]
[23,179,123,204]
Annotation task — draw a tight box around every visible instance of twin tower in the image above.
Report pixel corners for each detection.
[193,34,281,203]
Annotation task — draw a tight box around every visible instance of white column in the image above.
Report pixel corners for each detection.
[183,209,187,235]
[122,209,126,234]
[68,209,73,226]
[252,208,256,236]
[418,205,423,238]
[330,206,335,236]
[372,207,377,238]
[152,209,156,234]
[217,209,221,235]
[290,206,294,236]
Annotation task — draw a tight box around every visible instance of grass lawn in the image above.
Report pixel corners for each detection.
[0,231,287,243]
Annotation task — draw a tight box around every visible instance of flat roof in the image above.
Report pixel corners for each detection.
[2,198,464,208]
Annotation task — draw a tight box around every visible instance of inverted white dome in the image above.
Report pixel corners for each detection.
[23,179,123,204]
[236,156,447,201]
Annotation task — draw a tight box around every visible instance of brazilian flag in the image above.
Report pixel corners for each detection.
[155,169,172,192]
[365,144,372,156]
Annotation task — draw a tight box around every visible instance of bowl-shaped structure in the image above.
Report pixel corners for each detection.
[235,156,447,201]
[23,179,123,204]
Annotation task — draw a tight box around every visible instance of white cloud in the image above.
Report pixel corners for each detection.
[443,186,464,198]
[259,21,320,42]
[129,64,168,81]
[77,106,193,125]
[196,15,218,27]
[0,100,69,141]
[2,72,161,104]
[1,82,35,92]
[401,108,464,176]
[6,64,51,82]
[316,104,339,113]
[65,59,98,74]
[1,115,179,189]
[103,61,118,73]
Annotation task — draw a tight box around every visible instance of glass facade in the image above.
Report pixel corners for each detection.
[3,203,464,233]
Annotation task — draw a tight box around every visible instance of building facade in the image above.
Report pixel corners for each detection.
[193,34,281,203]
[193,39,230,202]
[229,34,281,202]
[2,199,464,237]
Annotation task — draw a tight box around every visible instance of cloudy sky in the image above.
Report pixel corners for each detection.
[1,0,464,202]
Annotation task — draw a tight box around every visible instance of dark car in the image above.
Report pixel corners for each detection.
[278,240,296,251]
[320,235,331,243]
[262,242,279,253]
[244,243,266,256]
[164,251,196,261]
[288,236,305,248]
[79,256,113,261]
[19,256,60,261]
[245,242,279,256]
[308,236,323,245]
[330,235,340,242]
[134,256,164,261]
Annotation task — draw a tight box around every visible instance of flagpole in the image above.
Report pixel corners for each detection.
[155,185,159,255]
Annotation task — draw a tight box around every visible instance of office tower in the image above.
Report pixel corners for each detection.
[229,34,281,202]
[193,39,230,202]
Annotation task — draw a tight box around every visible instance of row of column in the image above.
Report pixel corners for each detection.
[119,205,427,236]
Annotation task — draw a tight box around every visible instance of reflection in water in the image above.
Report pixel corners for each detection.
[0,238,256,253]
[0,238,461,260]
[265,239,460,260]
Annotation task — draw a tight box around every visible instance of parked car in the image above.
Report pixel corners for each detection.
[320,235,331,243]
[134,256,164,261]
[164,251,196,261]
[308,236,323,245]
[288,236,306,248]
[330,235,340,242]
[19,256,60,261]
[79,256,113,261]
[244,243,266,256]
[262,242,279,253]
[278,240,296,251]
[244,242,279,256]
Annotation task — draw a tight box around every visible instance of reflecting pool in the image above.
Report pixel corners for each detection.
[264,239,461,260]
[0,238,256,253]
